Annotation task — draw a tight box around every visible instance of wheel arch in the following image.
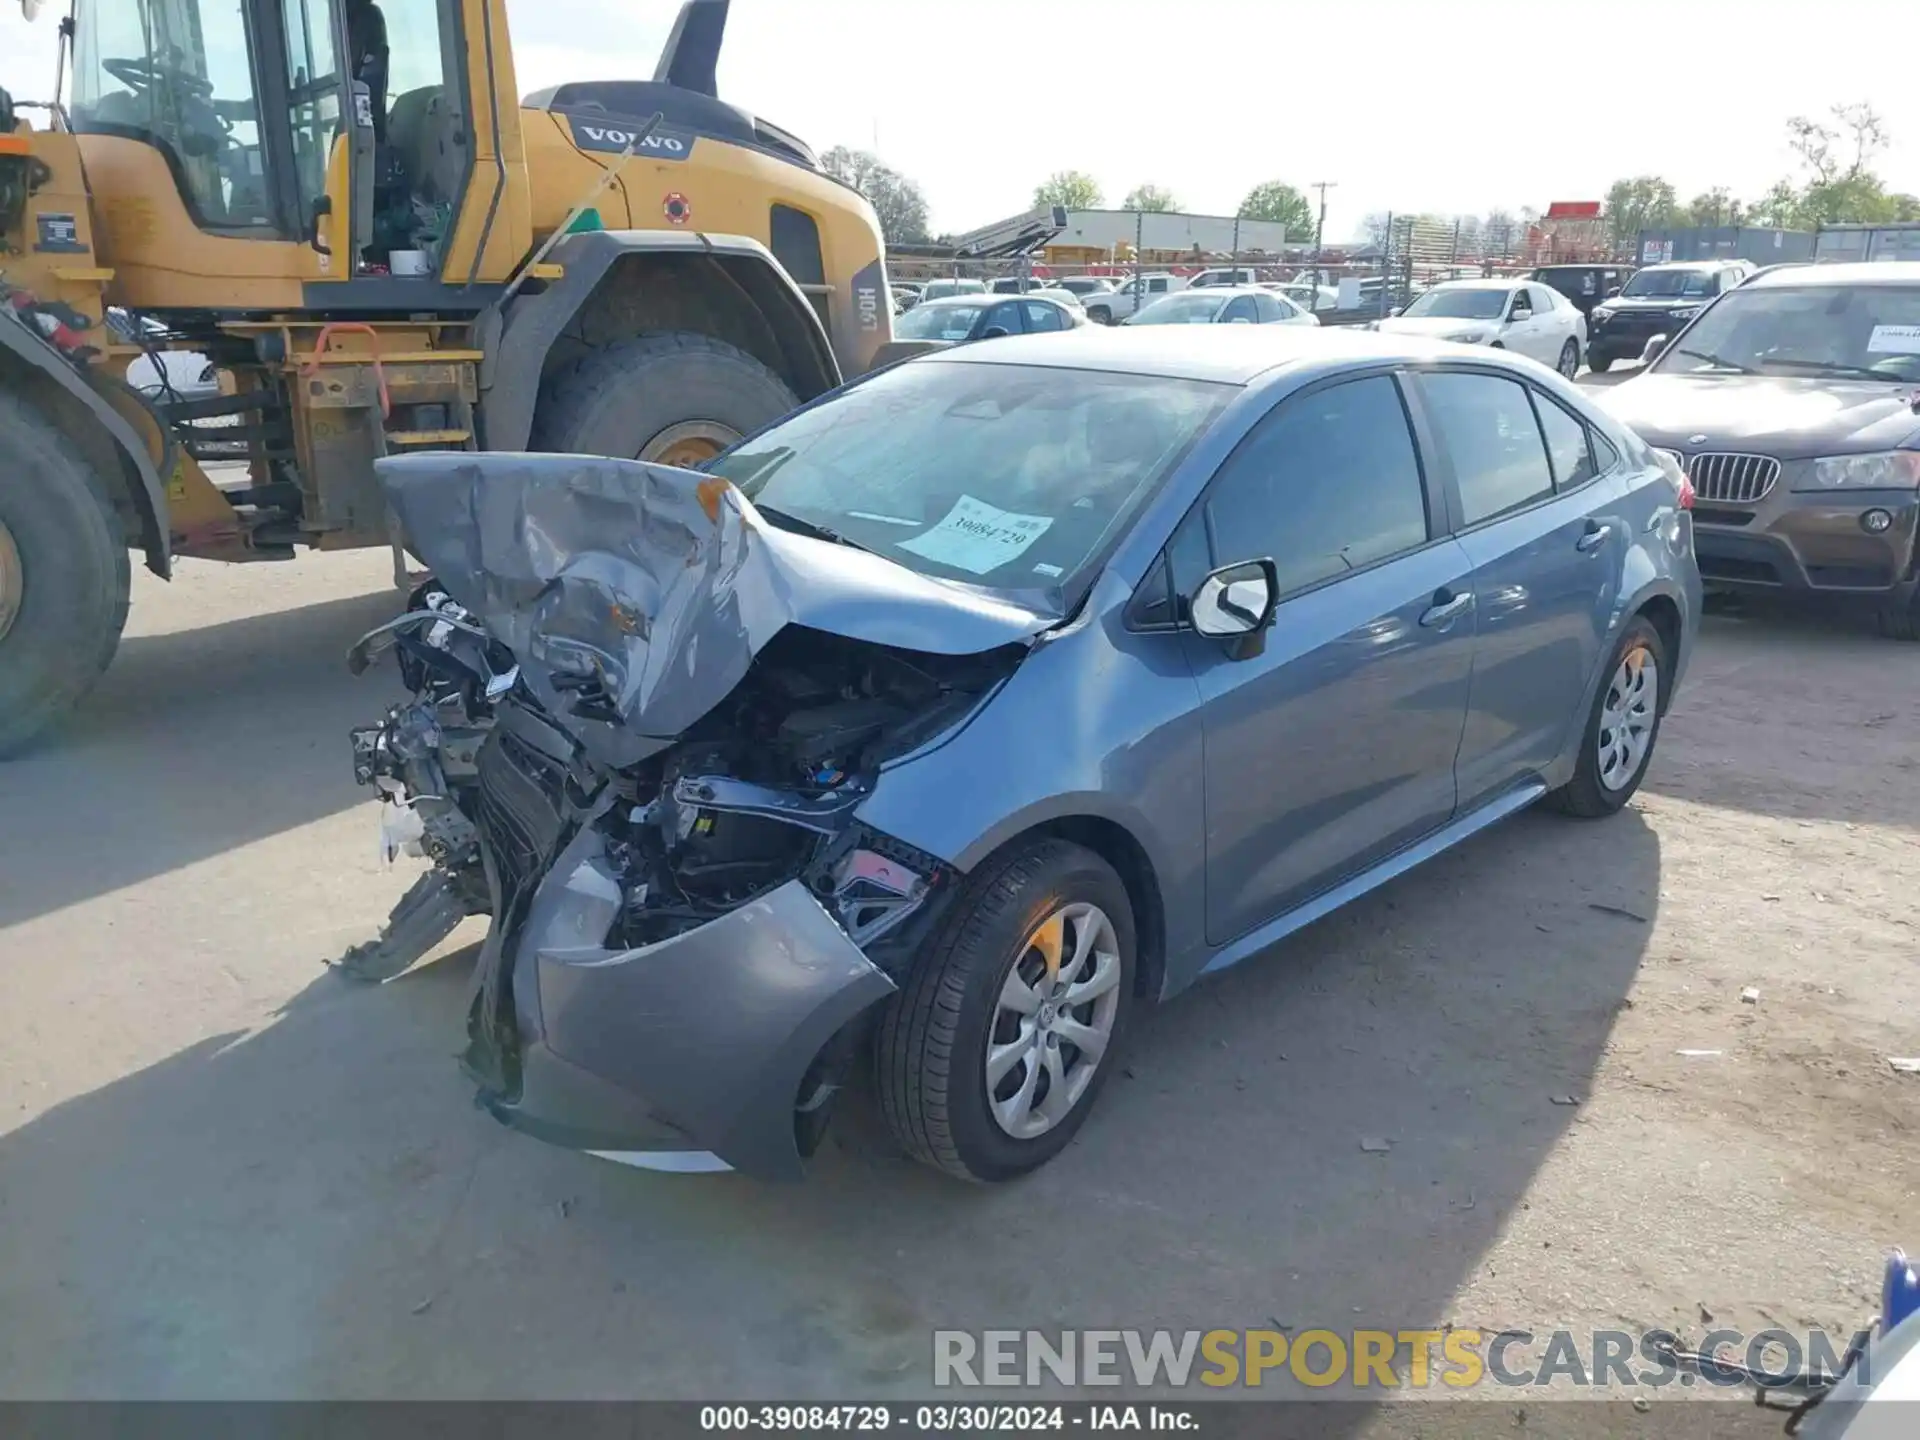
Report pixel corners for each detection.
[0,322,169,577]
[959,812,1168,1005]
[478,229,841,452]
[1635,590,1685,713]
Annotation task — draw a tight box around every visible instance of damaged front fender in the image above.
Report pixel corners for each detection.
[481,824,897,1181]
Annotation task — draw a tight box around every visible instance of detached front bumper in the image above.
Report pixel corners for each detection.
[472,826,897,1182]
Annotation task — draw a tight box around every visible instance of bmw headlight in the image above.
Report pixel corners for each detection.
[1795,451,1920,491]
[1444,329,1489,344]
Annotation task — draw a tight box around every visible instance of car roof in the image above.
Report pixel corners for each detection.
[1425,277,1522,291]
[1637,260,1734,273]
[1743,260,1920,289]
[916,292,997,307]
[919,322,1505,384]
[1149,286,1269,299]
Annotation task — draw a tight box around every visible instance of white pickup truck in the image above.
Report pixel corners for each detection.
[1082,272,1187,324]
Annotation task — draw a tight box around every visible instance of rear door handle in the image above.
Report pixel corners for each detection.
[1419,589,1474,628]
[1576,520,1614,553]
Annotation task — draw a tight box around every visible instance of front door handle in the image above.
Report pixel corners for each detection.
[1576,520,1614,553]
[1419,588,1473,628]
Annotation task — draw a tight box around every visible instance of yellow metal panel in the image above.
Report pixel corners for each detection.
[76,137,312,308]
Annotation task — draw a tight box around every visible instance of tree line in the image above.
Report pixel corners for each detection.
[821,102,1916,252]
[1606,103,1919,248]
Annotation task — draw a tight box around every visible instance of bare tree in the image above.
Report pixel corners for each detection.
[821,146,931,245]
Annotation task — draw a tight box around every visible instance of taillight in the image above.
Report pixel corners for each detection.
[1677,474,1695,510]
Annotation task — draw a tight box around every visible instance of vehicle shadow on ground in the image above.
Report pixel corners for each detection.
[1646,609,1919,831]
[0,589,401,932]
[0,803,1659,1408]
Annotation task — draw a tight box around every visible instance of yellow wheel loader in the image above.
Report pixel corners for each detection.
[0,0,891,755]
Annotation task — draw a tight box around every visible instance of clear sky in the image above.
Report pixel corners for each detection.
[3,0,1915,241]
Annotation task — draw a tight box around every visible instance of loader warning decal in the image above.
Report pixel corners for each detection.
[34,213,85,253]
[563,113,695,160]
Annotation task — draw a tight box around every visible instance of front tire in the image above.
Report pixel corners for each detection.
[530,331,800,468]
[1087,306,1112,325]
[0,391,131,758]
[876,838,1136,1182]
[1876,582,1920,641]
[1546,616,1668,818]
[1588,354,1614,374]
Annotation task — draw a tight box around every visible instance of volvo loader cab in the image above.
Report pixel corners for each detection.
[0,0,891,756]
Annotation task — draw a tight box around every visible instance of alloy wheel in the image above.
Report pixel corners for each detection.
[1597,643,1659,791]
[985,902,1123,1139]
[1559,340,1580,378]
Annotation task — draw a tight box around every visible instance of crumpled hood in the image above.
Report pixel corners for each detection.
[1596,374,1920,457]
[1376,316,1494,340]
[376,452,1057,766]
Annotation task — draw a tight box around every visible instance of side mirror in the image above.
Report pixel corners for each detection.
[980,326,1011,340]
[1388,306,1403,318]
[1607,285,1622,298]
[1641,333,1670,364]
[1190,559,1278,658]
[1510,307,1532,322]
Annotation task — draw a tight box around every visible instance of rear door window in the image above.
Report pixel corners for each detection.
[1532,392,1601,490]
[1420,372,1556,525]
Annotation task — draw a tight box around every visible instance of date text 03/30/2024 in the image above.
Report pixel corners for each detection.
[699,1404,1197,1431]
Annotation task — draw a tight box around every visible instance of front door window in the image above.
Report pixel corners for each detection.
[72,0,276,231]
[282,0,346,223]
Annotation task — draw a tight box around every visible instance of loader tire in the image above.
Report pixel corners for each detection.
[0,390,131,759]
[530,331,800,469]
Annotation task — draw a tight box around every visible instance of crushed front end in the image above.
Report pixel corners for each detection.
[341,453,1038,1178]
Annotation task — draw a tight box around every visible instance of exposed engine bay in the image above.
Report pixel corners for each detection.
[345,584,1016,973]
[338,450,1058,1176]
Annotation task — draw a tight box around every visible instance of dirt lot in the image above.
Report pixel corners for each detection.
[0,540,1914,1419]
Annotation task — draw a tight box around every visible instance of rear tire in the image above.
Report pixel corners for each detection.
[1588,354,1614,373]
[1546,616,1668,818]
[1087,306,1112,325]
[1557,338,1580,378]
[0,390,131,759]
[530,331,800,467]
[876,837,1136,1182]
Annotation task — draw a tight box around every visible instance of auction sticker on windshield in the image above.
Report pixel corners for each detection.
[898,496,1054,575]
[1867,324,1920,354]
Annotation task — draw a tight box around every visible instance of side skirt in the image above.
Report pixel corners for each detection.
[1199,780,1548,978]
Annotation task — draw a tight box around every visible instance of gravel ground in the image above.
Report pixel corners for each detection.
[0,545,1913,1427]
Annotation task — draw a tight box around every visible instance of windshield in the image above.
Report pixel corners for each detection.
[1655,285,1920,380]
[71,0,283,230]
[1129,293,1228,325]
[1623,269,1716,299]
[922,280,984,300]
[1399,288,1510,320]
[707,362,1233,598]
[895,303,987,341]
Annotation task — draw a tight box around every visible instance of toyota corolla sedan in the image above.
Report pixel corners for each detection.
[349,326,1700,1184]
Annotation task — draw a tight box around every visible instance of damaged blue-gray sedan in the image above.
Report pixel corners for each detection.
[341,326,1701,1183]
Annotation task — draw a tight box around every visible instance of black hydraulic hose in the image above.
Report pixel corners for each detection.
[463,0,507,292]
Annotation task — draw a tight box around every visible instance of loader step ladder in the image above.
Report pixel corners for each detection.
[371,391,480,590]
